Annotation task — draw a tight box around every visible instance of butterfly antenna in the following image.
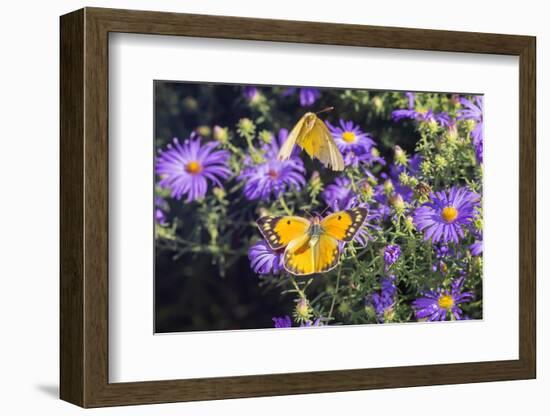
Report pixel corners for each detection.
[303,209,313,218]
[319,205,331,216]
[315,106,334,115]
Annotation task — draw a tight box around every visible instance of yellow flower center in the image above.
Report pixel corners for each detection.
[438,295,455,310]
[441,206,458,223]
[342,131,357,143]
[185,160,202,174]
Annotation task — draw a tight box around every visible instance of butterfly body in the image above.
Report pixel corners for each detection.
[257,208,368,276]
[278,112,345,171]
[307,217,322,248]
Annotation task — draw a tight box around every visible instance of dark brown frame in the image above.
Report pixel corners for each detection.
[60,7,536,408]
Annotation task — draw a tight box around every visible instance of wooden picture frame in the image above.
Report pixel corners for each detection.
[60,7,536,408]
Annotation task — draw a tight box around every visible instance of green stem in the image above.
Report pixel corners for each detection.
[279,195,292,216]
[289,275,305,298]
[327,264,343,321]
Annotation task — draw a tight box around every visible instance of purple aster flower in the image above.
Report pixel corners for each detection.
[435,244,453,259]
[239,159,305,201]
[413,187,480,244]
[392,92,451,126]
[470,240,483,256]
[412,276,474,321]
[300,318,323,327]
[299,88,321,106]
[154,196,169,225]
[239,130,305,201]
[248,240,284,275]
[383,245,401,269]
[243,86,260,102]
[155,208,167,225]
[327,119,375,158]
[458,96,483,163]
[283,87,321,107]
[272,315,292,328]
[473,136,483,164]
[434,244,452,259]
[366,275,397,323]
[156,135,231,202]
[322,177,357,211]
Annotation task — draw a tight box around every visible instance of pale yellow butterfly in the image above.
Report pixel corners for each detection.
[277,108,345,171]
[256,208,368,276]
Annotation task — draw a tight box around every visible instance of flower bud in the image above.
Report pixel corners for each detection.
[420,160,432,176]
[259,130,273,144]
[474,216,483,232]
[361,181,374,199]
[389,193,405,212]
[244,86,261,103]
[399,172,410,186]
[183,96,198,112]
[465,119,476,132]
[394,145,408,166]
[434,154,448,170]
[196,125,211,137]
[365,305,377,320]
[295,298,311,321]
[338,301,351,316]
[404,216,415,232]
[372,96,383,112]
[213,125,229,143]
[310,170,321,187]
[446,124,458,143]
[237,118,256,138]
[427,119,438,133]
[383,307,395,322]
[212,187,226,201]
[383,179,394,196]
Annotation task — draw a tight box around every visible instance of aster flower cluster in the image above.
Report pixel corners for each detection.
[326,119,376,167]
[155,84,483,331]
[239,129,306,201]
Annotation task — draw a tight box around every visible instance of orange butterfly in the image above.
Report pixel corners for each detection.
[257,208,368,276]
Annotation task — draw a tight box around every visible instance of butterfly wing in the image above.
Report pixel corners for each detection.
[313,117,345,171]
[321,207,369,242]
[297,116,344,171]
[284,233,340,276]
[257,215,311,250]
[278,114,307,161]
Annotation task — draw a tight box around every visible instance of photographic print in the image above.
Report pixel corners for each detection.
[154,82,483,333]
